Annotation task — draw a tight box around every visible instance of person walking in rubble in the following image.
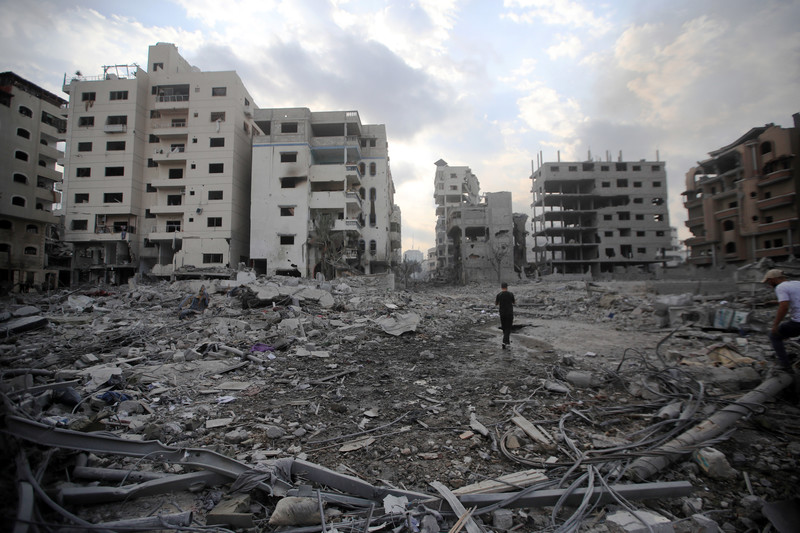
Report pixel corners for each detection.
[178,284,210,320]
[495,282,516,349]
[763,269,800,372]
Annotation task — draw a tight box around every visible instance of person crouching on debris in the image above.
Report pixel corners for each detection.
[179,285,210,320]
[495,282,516,349]
[763,269,799,372]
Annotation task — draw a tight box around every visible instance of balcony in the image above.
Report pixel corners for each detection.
[333,219,362,231]
[149,204,185,215]
[151,178,185,189]
[757,192,796,211]
[756,246,791,258]
[38,143,62,161]
[758,218,798,233]
[151,119,188,138]
[148,225,182,241]
[758,168,793,187]
[153,94,189,110]
[310,191,347,210]
[684,236,707,247]
[345,165,362,187]
[152,146,187,162]
[714,207,738,219]
[104,124,127,134]
[684,216,704,228]
[36,166,61,182]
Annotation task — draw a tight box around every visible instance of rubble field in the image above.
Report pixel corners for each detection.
[1,273,799,532]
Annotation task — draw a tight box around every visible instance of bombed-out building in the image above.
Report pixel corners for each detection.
[531,155,672,276]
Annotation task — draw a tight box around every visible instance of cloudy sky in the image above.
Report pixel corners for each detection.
[2,0,798,255]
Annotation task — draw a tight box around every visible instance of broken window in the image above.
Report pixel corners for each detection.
[169,168,183,179]
[24,246,37,255]
[152,62,163,71]
[75,167,91,177]
[211,87,227,96]
[210,137,225,147]
[81,92,95,102]
[601,182,610,188]
[26,224,37,233]
[604,231,613,237]
[653,181,662,187]
[550,166,560,172]
[621,244,632,257]
[207,217,222,227]
[78,116,94,127]
[619,228,631,237]
[106,141,126,151]
[208,190,223,200]
[281,122,298,133]
[103,192,123,203]
[633,181,642,187]
[71,219,88,230]
[633,198,643,204]
[149,134,159,143]
[618,212,630,221]
[167,194,182,206]
[652,165,661,171]
[370,162,376,176]
[280,235,295,245]
[209,163,224,173]
[280,177,299,188]
[107,115,127,126]
[358,162,366,175]
[603,214,612,221]
[74,193,89,203]
[370,240,377,254]
[616,163,627,171]
[632,165,641,171]
[725,242,736,254]
[651,197,664,206]
[655,231,665,237]
[210,112,226,122]
[636,231,645,237]
[13,173,27,184]
[635,214,644,221]
[600,165,609,171]
[203,253,223,263]
[653,214,664,222]
[605,248,615,258]
[637,247,646,254]
[617,179,628,187]
[166,220,181,232]
[78,142,92,152]
[105,167,124,176]
[722,220,734,231]
[19,105,32,117]
[281,152,297,162]
[775,238,783,247]
[280,207,294,216]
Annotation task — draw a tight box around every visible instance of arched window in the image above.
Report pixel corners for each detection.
[24,246,37,255]
[369,240,377,254]
[16,128,30,139]
[0,220,12,230]
[15,150,29,162]
[369,162,376,176]
[26,224,38,233]
[358,162,365,176]
[18,105,32,117]
[11,196,26,207]
[725,242,736,254]
[13,173,28,184]
[722,220,734,231]
[370,187,376,201]
[359,187,365,200]
[358,239,365,253]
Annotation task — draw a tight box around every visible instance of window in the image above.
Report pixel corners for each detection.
[632,165,641,171]
[11,196,26,207]
[603,214,612,221]
[13,173,27,184]
[24,246,37,255]
[652,165,661,171]
[636,231,646,237]
[652,197,664,206]
[166,220,181,232]
[16,128,30,139]
[167,194,182,206]
[653,181,662,187]
[655,231,665,237]
[280,177,299,188]
[601,182,610,188]
[81,92,96,102]
[149,134,159,143]
[359,162,366,175]
[103,192,123,203]
[106,141,126,151]
[210,137,225,147]
[203,253,223,264]
[210,112,226,122]
[653,214,664,222]
[370,162,377,176]
[280,207,294,216]
[74,193,89,203]
[211,87,227,96]
[604,231,613,237]
[637,248,646,254]
[635,214,644,221]
[78,142,92,152]
[207,217,222,227]
[209,163,224,173]
[153,62,163,71]
[633,198,643,204]
[109,90,128,100]
[79,116,94,127]
[775,238,783,247]
[107,115,127,125]
[0,220,11,230]
[76,167,91,177]
[722,220,734,231]
[281,122,298,133]
[600,165,609,171]
[15,150,29,161]
[633,181,642,188]
[618,212,630,221]
[281,152,297,162]
[616,163,627,171]
[148,158,158,168]
[568,166,577,172]
[19,105,32,117]
[105,167,124,176]
[280,235,294,245]
[725,242,736,254]
[550,166,560,172]
[145,209,154,218]
[168,168,183,179]
[616,179,628,187]
[370,240,377,254]
[619,229,631,237]
[208,190,223,200]
[370,139,376,147]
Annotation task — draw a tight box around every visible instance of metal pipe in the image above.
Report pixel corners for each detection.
[627,373,794,480]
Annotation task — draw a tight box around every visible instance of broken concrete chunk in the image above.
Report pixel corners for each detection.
[269,496,320,526]
[374,312,420,336]
[207,492,255,529]
[693,447,738,480]
[606,510,674,533]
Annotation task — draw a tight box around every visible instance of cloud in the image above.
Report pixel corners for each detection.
[502,0,611,35]
[546,34,582,60]
[517,82,585,139]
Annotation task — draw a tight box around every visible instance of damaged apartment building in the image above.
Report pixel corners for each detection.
[249,108,401,278]
[683,113,800,266]
[60,43,260,284]
[0,72,70,291]
[433,159,525,283]
[530,153,672,276]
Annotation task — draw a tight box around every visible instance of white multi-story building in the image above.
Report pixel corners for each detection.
[61,43,259,283]
[0,72,67,291]
[250,108,400,278]
[432,159,480,274]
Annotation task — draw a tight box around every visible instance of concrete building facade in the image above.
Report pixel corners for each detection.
[682,114,800,266]
[60,43,259,283]
[250,108,400,278]
[0,72,68,291]
[433,159,480,276]
[531,157,672,276]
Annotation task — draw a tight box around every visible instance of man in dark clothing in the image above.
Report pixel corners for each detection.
[495,282,516,349]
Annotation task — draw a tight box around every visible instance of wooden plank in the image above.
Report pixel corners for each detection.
[453,469,548,495]
[511,416,554,446]
[430,481,484,533]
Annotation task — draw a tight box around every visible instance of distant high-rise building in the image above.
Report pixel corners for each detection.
[683,114,800,266]
[61,43,259,283]
[531,157,671,276]
[0,71,67,290]
[249,108,401,278]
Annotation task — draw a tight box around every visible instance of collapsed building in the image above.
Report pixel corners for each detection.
[0,72,70,291]
[683,113,800,266]
[249,108,401,278]
[530,153,672,276]
[433,159,525,283]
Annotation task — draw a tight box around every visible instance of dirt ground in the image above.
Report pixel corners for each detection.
[2,278,799,532]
